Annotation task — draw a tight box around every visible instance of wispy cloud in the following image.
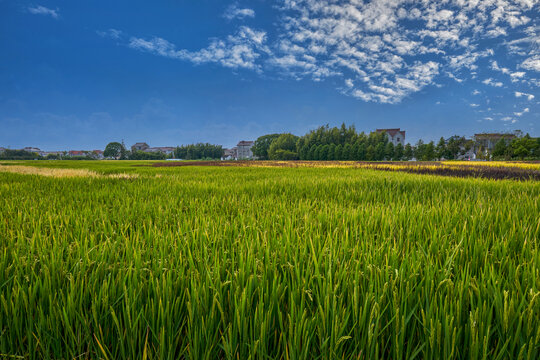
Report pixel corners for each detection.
[223,4,255,20]
[128,26,269,70]
[28,5,59,19]
[97,29,122,40]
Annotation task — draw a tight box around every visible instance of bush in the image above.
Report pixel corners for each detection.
[129,151,167,160]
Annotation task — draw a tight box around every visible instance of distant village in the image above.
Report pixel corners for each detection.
[0,128,536,161]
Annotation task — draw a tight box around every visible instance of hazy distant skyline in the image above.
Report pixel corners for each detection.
[1,1,539,150]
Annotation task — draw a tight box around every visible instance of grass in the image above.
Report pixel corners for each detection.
[0,161,539,359]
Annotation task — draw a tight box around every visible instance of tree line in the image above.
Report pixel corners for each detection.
[0,149,101,160]
[252,124,540,161]
[3,126,539,161]
[101,142,224,160]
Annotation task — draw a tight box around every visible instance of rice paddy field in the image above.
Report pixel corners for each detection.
[1,160,539,359]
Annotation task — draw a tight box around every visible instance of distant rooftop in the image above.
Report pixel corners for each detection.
[376,128,405,137]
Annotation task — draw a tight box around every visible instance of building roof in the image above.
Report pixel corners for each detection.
[237,140,254,146]
[376,128,405,137]
[132,142,149,147]
[69,150,86,156]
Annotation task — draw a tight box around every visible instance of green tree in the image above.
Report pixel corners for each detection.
[351,143,360,161]
[492,139,508,159]
[366,145,375,161]
[513,145,528,159]
[375,143,385,161]
[403,144,413,160]
[174,143,223,160]
[384,142,395,160]
[343,143,353,160]
[445,136,466,160]
[414,140,424,160]
[436,137,446,160]
[129,151,167,160]
[327,144,336,160]
[335,144,343,160]
[533,138,540,158]
[299,144,309,160]
[268,133,299,160]
[357,142,366,160]
[423,141,436,161]
[104,142,125,159]
[252,134,281,160]
[509,134,537,159]
[394,143,404,161]
[313,144,322,160]
[320,144,329,160]
[271,149,299,160]
[0,149,41,160]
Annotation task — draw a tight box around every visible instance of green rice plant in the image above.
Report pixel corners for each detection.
[0,162,539,359]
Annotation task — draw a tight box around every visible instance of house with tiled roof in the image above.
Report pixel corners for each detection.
[376,128,406,146]
[68,150,86,157]
[222,148,237,160]
[131,142,149,152]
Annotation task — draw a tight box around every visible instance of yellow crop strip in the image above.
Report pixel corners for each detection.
[0,164,139,179]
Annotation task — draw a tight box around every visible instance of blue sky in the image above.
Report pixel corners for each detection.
[1,0,539,150]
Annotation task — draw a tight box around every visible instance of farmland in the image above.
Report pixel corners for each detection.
[1,160,539,359]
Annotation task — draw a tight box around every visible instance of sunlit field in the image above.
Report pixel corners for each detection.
[1,160,539,359]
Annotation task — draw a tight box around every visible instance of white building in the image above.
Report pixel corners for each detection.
[23,147,42,153]
[131,143,175,155]
[147,147,176,155]
[376,128,406,146]
[236,141,254,159]
[222,148,237,160]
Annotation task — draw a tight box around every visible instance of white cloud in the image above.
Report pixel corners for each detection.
[482,78,504,87]
[501,116,518,124]
[491,60,510,74]
[223,4,255,20]
[521,56,540,72]
[514,108,529,116]
[110,0,540,104]
[129,26,269,70]
[28,5,58,19]
[472,89,481,95]
[510,71,526,81]
[515,91,535,100]
[470,103,480,107]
